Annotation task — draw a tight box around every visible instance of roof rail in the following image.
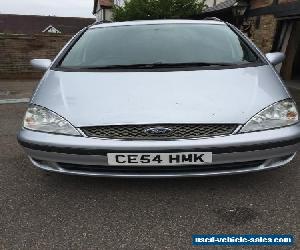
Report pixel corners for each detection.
[203,17,223,22]
[93,20,113,25]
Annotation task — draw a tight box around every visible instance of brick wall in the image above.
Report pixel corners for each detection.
[245,0,297,54]
[0,34,71,79]
[246,15,277,53]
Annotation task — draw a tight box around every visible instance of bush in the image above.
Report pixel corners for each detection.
[113,0,206,21]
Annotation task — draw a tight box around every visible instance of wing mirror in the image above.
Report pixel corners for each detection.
[30,59,52,71]
[265,52,285,66]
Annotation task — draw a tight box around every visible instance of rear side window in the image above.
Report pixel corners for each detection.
[60,23,259,68]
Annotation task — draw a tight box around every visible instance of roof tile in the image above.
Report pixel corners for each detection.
[204,0,237,13]
[0,14,95,35]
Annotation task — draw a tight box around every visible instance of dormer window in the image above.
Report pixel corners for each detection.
[42,25,62,34]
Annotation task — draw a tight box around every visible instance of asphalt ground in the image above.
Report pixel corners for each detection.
[0,80,299,249]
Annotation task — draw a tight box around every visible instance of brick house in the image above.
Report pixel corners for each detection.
[201,0,300,80]
[0,14,95,35]
[0,15,94,79]
[244,0,300,80]
[93,0,114,22]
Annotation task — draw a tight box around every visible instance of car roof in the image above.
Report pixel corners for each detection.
[90,19,225,29]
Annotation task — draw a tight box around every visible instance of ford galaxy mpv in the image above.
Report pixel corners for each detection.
[18,20,300,177]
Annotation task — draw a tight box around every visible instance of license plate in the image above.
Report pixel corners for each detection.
[107,152,212,166]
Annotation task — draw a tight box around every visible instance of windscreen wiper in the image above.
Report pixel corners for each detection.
[74,62,238,70]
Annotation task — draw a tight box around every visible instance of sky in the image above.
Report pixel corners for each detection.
[0,0,95,18]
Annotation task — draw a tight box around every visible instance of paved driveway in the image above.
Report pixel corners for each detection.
[0,81,298,249]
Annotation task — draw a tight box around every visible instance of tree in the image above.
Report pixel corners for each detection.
[113,0,206,21]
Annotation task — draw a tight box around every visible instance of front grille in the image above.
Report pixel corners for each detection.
[80,124,238,139]
[57,160,265,173]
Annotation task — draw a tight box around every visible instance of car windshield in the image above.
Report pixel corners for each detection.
[59,23,259,69]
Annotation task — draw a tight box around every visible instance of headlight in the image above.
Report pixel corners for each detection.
[23,105,81,136]
[240,99,298,133]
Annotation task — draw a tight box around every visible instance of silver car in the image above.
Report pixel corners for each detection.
[18,20,300,177]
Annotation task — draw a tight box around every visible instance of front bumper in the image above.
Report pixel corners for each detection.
[17,124,300,177]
